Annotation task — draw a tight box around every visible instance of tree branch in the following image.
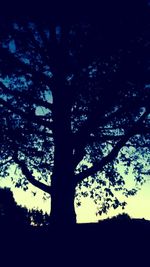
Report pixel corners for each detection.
[0,157,13,167]
[13,155,51,194]
[0,47,54,87]
[75,110,149,185]
[72,106,125,168]
[88,134,124,142]
[141,170,150,176]
[0,81,53,111]
[0,97,53,129]
[75,133,130,185]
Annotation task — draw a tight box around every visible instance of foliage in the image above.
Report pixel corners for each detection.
[0,187,49,227]
[110,213,131,221]
[0,1,149,222]
[28,208,49,226]
[0,187,28,226]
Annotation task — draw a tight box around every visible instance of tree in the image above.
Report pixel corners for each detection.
[0,187,48,227]
[0,187,29,227]
[0,187,17,224]
[0,1,149,225]
[29,208,49,226]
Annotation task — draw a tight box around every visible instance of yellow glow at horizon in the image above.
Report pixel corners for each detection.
[0,175,150,223]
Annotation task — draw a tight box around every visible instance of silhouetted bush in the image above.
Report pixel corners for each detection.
[111,213,131,221]
[0,187,49,228]
[28,208,50,226]
[0,187,19,226]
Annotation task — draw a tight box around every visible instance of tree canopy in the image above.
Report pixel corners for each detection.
[0,1,149,224]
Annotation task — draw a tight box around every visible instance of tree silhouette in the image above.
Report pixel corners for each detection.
[28,208,49,226]
[0,187,16,224]
[0,1,149,225]
[0,187,48,228]
[0,187,29,227]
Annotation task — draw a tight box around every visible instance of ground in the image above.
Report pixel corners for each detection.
[0,218,149,266]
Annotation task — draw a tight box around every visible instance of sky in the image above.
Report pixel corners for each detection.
[0,10,149,223]
[0,171,150,223]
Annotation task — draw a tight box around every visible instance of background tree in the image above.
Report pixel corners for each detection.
[0,1,149,225]
[0,187,17,225]
[0,187,48,227]
[29,208,49,226]
[0,187,29,226]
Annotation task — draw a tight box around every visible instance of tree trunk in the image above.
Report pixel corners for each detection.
[50,171,76,226]
[51,50,77,226]
[50,85,76,226]
[50,107,76,226]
